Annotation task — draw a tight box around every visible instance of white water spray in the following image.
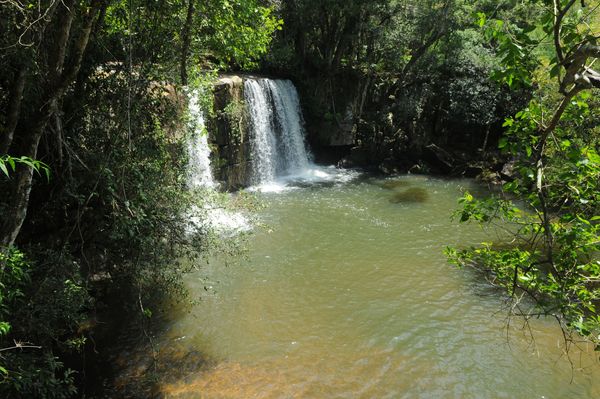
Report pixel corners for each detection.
[244,78,312,185]
[186,90,250,234]
[187,91,216,189]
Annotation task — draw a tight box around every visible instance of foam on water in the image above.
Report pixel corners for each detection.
[188,205,251,236]
[248,165,362,193]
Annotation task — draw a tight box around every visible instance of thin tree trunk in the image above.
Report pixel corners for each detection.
[48,1,76,82]
[0,0,64,155]
[0,118,48,248]
[357,74,371,120]
[53,101,64,167]
[1,67,26,154]
[532,87,581,282]
[180,0,195,85]
[481,125,490,154]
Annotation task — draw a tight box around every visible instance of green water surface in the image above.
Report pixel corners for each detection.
[157,175,600,398]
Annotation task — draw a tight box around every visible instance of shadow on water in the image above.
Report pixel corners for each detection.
[389,187,429,204]
[85,290,217,399]
[109,341,216,399]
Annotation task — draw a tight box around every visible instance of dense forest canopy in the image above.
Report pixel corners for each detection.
[263,0,537,168]
[0,0,598,397]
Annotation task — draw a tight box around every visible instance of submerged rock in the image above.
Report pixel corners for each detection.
[380,179,412,190]
[389,187,428,204]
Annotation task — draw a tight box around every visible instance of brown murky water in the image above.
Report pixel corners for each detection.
[127,175,600,398]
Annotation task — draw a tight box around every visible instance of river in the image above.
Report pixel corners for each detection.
[121,173,600,398]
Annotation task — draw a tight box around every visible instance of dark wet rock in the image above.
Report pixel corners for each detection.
[422,144,455,174]
[463,165,484,178]
[347,146,370,166]
[337,157,351,168]
[210,75,252,190]
[378,163,391,174]
[389,187,429,203]
[408,164,423,174]
[293,180,337,189]
[378,158,401,175]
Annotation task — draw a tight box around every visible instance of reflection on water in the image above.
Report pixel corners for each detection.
[119,175,600,398]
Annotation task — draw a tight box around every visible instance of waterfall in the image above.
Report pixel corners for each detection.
[266,80,310,173]
[244,78,311,184]
[187,91,215,189]
[186,90,250,234]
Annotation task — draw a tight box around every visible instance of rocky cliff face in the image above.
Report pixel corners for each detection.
[296,72,360,164]
[209,75,252,190]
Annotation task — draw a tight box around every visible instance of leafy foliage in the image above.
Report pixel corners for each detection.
[266,0,533,167]
[0,247,84,398]
[0,0,277,397]
[197,0,283,69]
[0,155,49,180]
[448,0,600,343]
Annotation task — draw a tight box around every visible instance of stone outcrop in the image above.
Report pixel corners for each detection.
[297,71,363,164]
[208,75,252,190]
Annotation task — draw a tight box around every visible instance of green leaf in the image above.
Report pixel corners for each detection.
[0,161,8,177]
[0,321,11,336]
[43,167,50,182]
[476,12,486,28]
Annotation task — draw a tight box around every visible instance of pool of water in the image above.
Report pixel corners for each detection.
[141,174,600,398]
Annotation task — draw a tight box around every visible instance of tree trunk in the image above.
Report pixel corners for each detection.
[0,66,26,154]
[180,0,195,85]
[0,1,101,249]
[0,117,48,248]
[481,125,490,154]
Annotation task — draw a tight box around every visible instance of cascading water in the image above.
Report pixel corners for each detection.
[186,90,250,234]
[244,78,312,184]
[187,91,215,189]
